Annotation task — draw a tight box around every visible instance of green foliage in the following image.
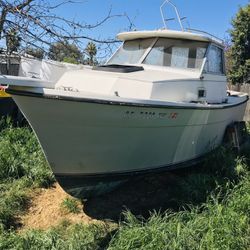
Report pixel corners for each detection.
[0,122,54,187]
[5,28,21,54]
[227,4,250,84]
[85,42,97,66]
[0,119,55,229]
[108,148,250,249]
[168,146,247,207]
[63,57,79,64]
[25,48,44,60]
[0,223,111,250]
[61,197,81,214]
[48,42,83,64]
[109,173,250,250]
[0,178,30,229]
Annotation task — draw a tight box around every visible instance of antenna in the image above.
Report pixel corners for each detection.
[160,0,185,31]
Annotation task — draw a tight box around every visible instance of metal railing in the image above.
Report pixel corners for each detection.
[160,0,185,31]
[186,28,224,43]
[160,0,224,43]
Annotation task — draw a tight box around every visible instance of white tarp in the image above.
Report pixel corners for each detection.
[19,57,83,83]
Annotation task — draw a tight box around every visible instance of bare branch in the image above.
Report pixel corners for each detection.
[50,0,86,10]
[0,0,134,60]
[16,0,35,10]
[0,6,7,39]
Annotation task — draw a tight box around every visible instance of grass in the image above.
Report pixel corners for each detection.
[61,197,81,214]
[108,175,250,250]
[0,222,113,250]
[0,118,54,187]
[0,118,249,249]
[0,178,30,229]
[0,118,55,230]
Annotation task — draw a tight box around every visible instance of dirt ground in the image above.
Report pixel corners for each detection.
[19,183,97,231]
[18,169,193,231]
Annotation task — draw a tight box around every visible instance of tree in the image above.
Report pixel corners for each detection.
[3,28,21,74]
[0,1,133,58]
[5,28,21,54]
[48,42,83,64]
[25,47,44,59]
[227,4,250,84]
[85,42,97,66]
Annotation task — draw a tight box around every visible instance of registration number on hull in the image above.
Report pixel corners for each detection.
[124,110,178,120]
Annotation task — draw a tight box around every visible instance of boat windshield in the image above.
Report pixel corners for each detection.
[107,37,209,71]
[143,38,208,70]
[107,38,154,65]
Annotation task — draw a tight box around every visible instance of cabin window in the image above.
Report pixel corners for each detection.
[205,45,224,74]
[171,47,189,68]
[143,38,208,70]
[107,38,154,65]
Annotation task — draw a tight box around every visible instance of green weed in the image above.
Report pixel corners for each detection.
[109,180,250,249]
[0,122,54,187]
[0,119,54,229]
[0,223,112,250]
[61,197,81,214]
[0,178,30,229]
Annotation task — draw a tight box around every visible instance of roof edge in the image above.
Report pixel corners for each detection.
[117,29,223,46]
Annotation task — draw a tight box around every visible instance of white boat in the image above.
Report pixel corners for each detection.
[0,4,248,198]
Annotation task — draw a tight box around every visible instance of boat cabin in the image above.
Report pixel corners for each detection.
[103,30,227,104]
[108,30,225,76]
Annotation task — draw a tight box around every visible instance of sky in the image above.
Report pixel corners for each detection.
[56,0,249,41]
[1,0,248,57]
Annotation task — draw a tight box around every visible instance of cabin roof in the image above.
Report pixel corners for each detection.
[117,29,223,46]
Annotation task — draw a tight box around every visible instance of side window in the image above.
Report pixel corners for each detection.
[205,45,224,74]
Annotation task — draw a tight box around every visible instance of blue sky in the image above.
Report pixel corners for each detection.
[57,0,249,41]
[1,0,248,55]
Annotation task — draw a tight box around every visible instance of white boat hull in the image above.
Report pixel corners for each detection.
[10,91,247,197]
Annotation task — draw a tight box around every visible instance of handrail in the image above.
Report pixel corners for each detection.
[160,1,224,44]
[160,0,184,31]
[186,28,224,43]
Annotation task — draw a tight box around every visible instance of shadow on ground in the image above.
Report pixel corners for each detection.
[83,163,213,221]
